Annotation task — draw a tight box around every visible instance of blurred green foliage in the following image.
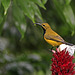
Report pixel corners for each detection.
[0,0,75,75]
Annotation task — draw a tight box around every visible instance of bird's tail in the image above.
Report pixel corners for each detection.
[64,42,74,46]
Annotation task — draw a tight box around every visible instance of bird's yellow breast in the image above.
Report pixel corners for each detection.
[44,37,62,46]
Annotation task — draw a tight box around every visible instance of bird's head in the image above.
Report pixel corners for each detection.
[34,23,51,30]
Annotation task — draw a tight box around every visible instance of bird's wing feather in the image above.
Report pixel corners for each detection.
[45,35,74,46]
[44,35,65,43]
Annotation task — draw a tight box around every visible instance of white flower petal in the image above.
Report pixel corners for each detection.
[58,44,75,56]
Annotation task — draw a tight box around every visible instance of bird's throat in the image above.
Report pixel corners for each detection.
[42,27,46,36]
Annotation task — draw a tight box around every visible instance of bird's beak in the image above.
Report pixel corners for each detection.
[34,23,42,26]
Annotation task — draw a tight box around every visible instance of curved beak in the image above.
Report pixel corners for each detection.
[34,23,42,25]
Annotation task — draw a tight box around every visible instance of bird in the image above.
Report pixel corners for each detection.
[34,23,73,47]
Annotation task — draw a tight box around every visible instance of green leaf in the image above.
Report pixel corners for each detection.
[53,0,75,35]
[63,5,75,26]
[31,0,46,10]
[53,0,66,23]
[13,1,24,23]
[65,0,71,5]
[29,2,43,21]
[37,70,45,75]
[0,3,4,35]
[16,0,35,23]
[1,0,11,15]
[71,30,74,36]
[13,0,26,38]
[16,23,27,39]
[42,0,48,4]
[0,2,4,23]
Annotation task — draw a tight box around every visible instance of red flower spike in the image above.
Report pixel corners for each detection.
[50,48,75,75]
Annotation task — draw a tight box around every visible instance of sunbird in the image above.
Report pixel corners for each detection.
[35,23,73,47]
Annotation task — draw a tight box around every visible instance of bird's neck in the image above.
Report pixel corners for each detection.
[45,28,52,34]
[43,27,52,36]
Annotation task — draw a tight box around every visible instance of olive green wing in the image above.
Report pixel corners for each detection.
[44,34,65,43]
[44,35,73,46]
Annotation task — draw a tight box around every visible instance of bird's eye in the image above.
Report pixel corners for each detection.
[43,25,45,26]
